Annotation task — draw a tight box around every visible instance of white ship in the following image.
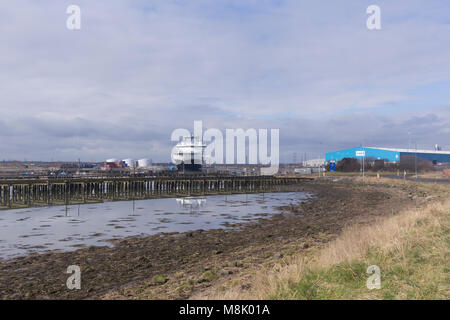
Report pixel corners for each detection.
[172,135,206,172]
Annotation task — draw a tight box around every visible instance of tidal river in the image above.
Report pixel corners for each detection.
[0,192,312,260]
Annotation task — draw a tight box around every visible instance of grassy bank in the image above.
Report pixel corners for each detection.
[212,180,449,300]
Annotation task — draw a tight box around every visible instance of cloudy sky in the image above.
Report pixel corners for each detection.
[1,0,449,162]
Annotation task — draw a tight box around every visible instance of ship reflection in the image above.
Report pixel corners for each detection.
[176,197,206,210]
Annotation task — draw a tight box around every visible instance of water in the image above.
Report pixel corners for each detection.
[0,192,312,260]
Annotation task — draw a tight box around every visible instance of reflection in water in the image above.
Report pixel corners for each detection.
[0,192,312,260]
[176,197,206,210]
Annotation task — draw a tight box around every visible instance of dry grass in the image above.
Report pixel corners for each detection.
[208,184,450,300]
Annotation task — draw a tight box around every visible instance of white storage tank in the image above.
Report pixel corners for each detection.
[122,159,136,168]
[137,159,150,167]
[106,158,118,163]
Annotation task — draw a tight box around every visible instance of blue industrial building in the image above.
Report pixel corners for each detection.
[325,147,450,164]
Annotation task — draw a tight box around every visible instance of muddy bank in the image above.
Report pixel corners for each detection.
[0,179,431,299]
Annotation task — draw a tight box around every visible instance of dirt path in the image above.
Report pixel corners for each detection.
[0,179,429,299]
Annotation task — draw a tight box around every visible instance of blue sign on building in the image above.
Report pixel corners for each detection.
[329,160,336,172]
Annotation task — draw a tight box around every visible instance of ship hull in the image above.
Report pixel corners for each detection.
[177,163,203,172]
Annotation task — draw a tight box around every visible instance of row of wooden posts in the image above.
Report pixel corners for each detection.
[0,176,306,209]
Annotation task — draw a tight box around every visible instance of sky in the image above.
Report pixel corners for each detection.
[1,0,450,163]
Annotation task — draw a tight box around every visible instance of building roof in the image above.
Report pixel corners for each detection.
[366,147,450,155]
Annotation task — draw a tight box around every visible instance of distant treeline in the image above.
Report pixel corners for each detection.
[328,156,434,172]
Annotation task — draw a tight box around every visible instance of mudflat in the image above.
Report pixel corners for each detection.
[0,179,432,299]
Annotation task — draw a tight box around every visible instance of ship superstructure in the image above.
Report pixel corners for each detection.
[172,135,206,172]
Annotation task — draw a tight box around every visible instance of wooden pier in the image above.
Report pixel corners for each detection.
[0,176,309,209]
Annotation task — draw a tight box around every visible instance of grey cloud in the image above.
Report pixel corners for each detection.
[1,108,449,162]
[1,1,450,161]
